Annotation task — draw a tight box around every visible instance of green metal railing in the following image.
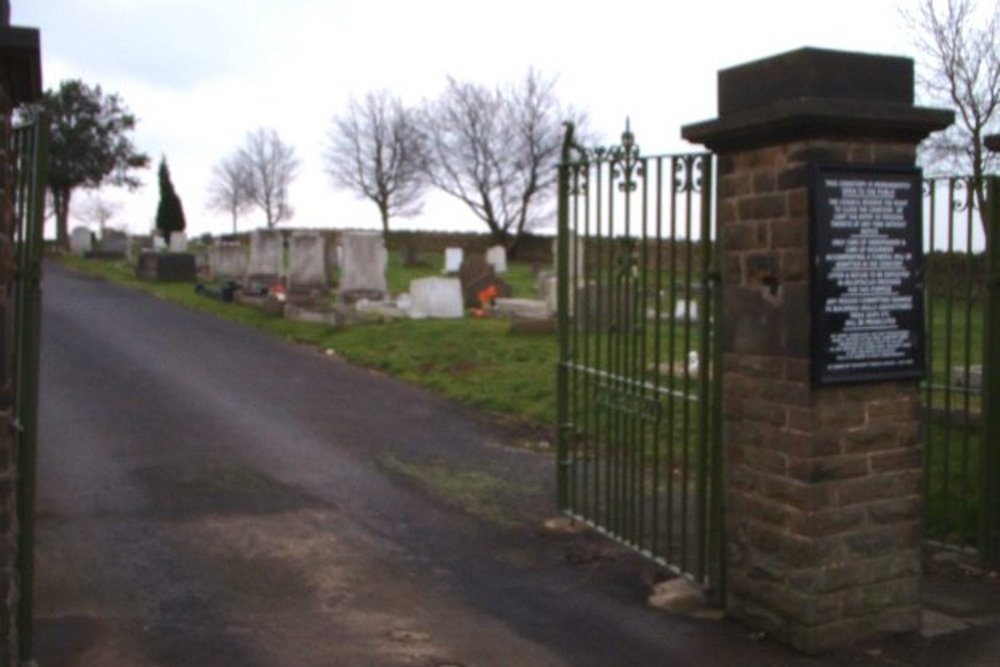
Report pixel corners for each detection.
[556,122,723,598]
[8,108,47,665]
[921,175,999,563]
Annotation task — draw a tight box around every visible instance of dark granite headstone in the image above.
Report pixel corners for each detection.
[458,254,513,307]
[136,251,197,282]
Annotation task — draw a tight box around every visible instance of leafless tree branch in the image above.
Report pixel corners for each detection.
[324,90,427,236]
[239,128,300,228]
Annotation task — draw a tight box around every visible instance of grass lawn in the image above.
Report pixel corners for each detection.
[56,253,558,431]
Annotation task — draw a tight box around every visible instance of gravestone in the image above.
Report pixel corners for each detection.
[325,238,340,274]
[169,231,188,253]
[408,277,464,319]
[288,231,327,292]
[673,298,698,322]
[548,234,586,314]
[95,230,127,258]
[458,254,511,307]
[246,229,283,289]
[552,233,586,286]
[153,235,168,252]
[540,273,558,313]
[444,247,463,274]
[486,245,508,273]
[339,231,387,299]
[209,242,247,282]
[574,282,636,332]
[69,226,92,256]
[402,244,431,268]
[493,297,549,320]
[135,251,196,282]
[127,235,152,262]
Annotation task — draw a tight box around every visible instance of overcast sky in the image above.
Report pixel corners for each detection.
[19,0,922,238]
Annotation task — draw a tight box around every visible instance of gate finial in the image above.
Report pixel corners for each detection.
[622,117,634,152]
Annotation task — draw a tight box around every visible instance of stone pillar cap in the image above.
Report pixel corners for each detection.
[0,25,41,106]
[682,47,953,151]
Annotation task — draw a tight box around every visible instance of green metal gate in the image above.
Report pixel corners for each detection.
[555,123,723,598]
[6,107,48,663]
[921,175,1000,563]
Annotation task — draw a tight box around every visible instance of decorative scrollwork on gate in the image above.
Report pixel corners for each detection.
[674,154,703,194]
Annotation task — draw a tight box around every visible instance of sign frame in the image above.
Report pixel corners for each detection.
[809,163,926,386]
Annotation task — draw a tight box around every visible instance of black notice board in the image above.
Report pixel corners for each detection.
[810,165,925,386]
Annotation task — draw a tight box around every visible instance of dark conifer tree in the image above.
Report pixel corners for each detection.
[155,157,186,243]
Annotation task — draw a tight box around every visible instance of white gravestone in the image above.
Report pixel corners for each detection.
[288,232,328,291]
[408,277,464,319]
[246,229,283,287]
[493,297,550,320]
[169,231,188,253]
[553,234,586,286]
[673,298,698,323]
[339,231,387,296]
[69,226,92,255]
[210,243,247,282]
[443,247,464,274]
[486,245,508,274]
[153,235,168,252]
[551,234,586,315]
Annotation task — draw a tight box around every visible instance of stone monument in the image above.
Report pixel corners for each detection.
[338,231,387,298]
[287,231,327,292]
[246,229,283,289]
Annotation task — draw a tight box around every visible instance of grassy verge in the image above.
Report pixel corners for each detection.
[56,254,558,430]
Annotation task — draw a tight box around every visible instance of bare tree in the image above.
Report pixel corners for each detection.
[422,70,576,253]
[207,151,253,234]
[239,127,300,228]
[76,192,122,234]
[904,0,1000,240]
[324,91,427,237]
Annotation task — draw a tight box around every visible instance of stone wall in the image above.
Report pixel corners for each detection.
[719,140,924,651]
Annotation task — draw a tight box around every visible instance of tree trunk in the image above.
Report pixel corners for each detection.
[379,205,391,246]
[52,187,72,250]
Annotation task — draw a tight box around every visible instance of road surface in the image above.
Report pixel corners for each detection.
[35,262,903,666]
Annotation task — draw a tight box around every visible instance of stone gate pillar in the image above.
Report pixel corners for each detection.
[682,48,953,652]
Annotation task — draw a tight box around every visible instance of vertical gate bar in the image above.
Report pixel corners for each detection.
[961,183,975,541]
[680,156,695,571]
[651,157,665,559]
[637,157,650,550]
[571,164,583,515]
[707,154,726,601]
[595,158,606,524]
[15,113,48,666]
[924,179,937,533]
[572,164,580,511]
[696,154,713,581]
[583,162,594,519]
[942,178,957,528]
[556,125,571,512]
[981,176,1000,562]
[621,148,633,544]
[666,156,680,562]
[608,156,621,536]
[629,159,642,547]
